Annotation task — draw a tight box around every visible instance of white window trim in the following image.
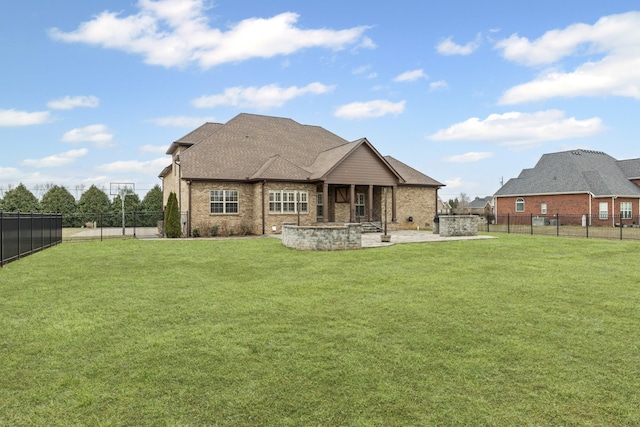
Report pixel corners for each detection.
[210,189,239,214]
[599,202,608,220]
[355,193,365,218]
[317,192,324,218]
[620,201,632,219]
[269,190,308,214]
[541,203,547,214]
[515,197,525,212]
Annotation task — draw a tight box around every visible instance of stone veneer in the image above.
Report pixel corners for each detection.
[282,224,362,250]
[439,215,478,237]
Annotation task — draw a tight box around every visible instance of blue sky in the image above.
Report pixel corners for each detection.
[1,0,639,201]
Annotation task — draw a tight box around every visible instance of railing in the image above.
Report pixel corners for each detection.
[484,214,640,240]
[0,211,63,267]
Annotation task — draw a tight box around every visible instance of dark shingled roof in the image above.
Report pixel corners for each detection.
[495,149,640,197]
[168,113,441,187]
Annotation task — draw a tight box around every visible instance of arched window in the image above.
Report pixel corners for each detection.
[515,197,524,212]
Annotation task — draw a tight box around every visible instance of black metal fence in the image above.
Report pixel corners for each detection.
[0,211,63,267]
[484,213,640,240]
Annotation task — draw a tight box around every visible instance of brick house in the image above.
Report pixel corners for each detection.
[467,196,493,217]
[159,113,444,236]
[493,149,640,226]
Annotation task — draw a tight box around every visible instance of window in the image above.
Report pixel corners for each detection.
[515,198,524,212]
[355,193,365,218]
[269,190,308,214]
[620,202,632,219]
[210,190,238,214]
[541,203,547,214]
[599,202,608,220]
[317,192,323,217]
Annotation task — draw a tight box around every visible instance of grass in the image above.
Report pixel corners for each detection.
[1,234,639,426]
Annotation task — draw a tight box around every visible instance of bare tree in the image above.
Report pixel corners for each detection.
[457,192,470,214]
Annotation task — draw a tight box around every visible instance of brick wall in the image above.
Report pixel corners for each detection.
[395,186,438,230]
[495,193,640,226]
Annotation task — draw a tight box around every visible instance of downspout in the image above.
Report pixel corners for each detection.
[187,180,192,237]
[262,180,266,235]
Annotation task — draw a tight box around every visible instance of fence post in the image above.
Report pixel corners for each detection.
[100,212,103,242]
[586,214,589,238]
[556,213,560,237]
[507,213,510,234]
[133,210,137,238]
[0,211,3,267]
[530,213,533,235]
[620,215,623,240]
[17,211,21,261]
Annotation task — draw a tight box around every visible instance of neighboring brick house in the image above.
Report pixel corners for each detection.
[493,149,640,226]
[159,113,444,236]
[467,196,493,217]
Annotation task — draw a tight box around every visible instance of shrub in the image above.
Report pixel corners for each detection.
[164,192,181,238]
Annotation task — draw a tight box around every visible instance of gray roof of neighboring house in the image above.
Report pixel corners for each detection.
[168,113,441,186]
[617,158,640,179]
[468,196,492,209]
[494,149,640,197]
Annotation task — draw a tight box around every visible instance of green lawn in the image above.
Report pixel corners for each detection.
[1,235,639,426]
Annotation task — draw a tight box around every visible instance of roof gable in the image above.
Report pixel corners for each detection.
[321,139,400,185]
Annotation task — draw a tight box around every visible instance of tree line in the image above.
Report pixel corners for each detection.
[0,183,163,227]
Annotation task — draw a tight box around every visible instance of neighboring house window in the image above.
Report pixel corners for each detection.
[620,202,632,219]
[541,203,547,214]
[599,202,608,220]
[515,198,524,212]
[210,190,238,214]
[355,193,365,218]
[317,192,323,218]
[269,190,308,214]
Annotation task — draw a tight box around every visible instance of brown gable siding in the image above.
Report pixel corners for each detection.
[325,144,398,185]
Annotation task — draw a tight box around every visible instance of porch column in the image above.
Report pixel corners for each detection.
[392,185,397,222]
[368,185,374,221]
[350,184,356,222]
[323,182,329,223]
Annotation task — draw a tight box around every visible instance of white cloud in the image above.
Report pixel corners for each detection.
[61,124,114,148]
[0,167,20,179]
[47,95,99,110]
[436,33,482,56]
[352,65,371,75]
[21,148,88,168]
[443,177,466,190]
[427,110,605,150]
[0,108,52,126]
[139,144,168,155]
[393,69,427,82]
[146,116,216,127]
[335,100,406,119]
[97,157,169,174]
[48,1,373,69]
[429,80,448,92]
[192,82,335,109]
[496,11,640,104]
[444,152,494,163]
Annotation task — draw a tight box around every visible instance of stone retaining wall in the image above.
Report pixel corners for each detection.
[282,224,362,250]
[439,215,478,237]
